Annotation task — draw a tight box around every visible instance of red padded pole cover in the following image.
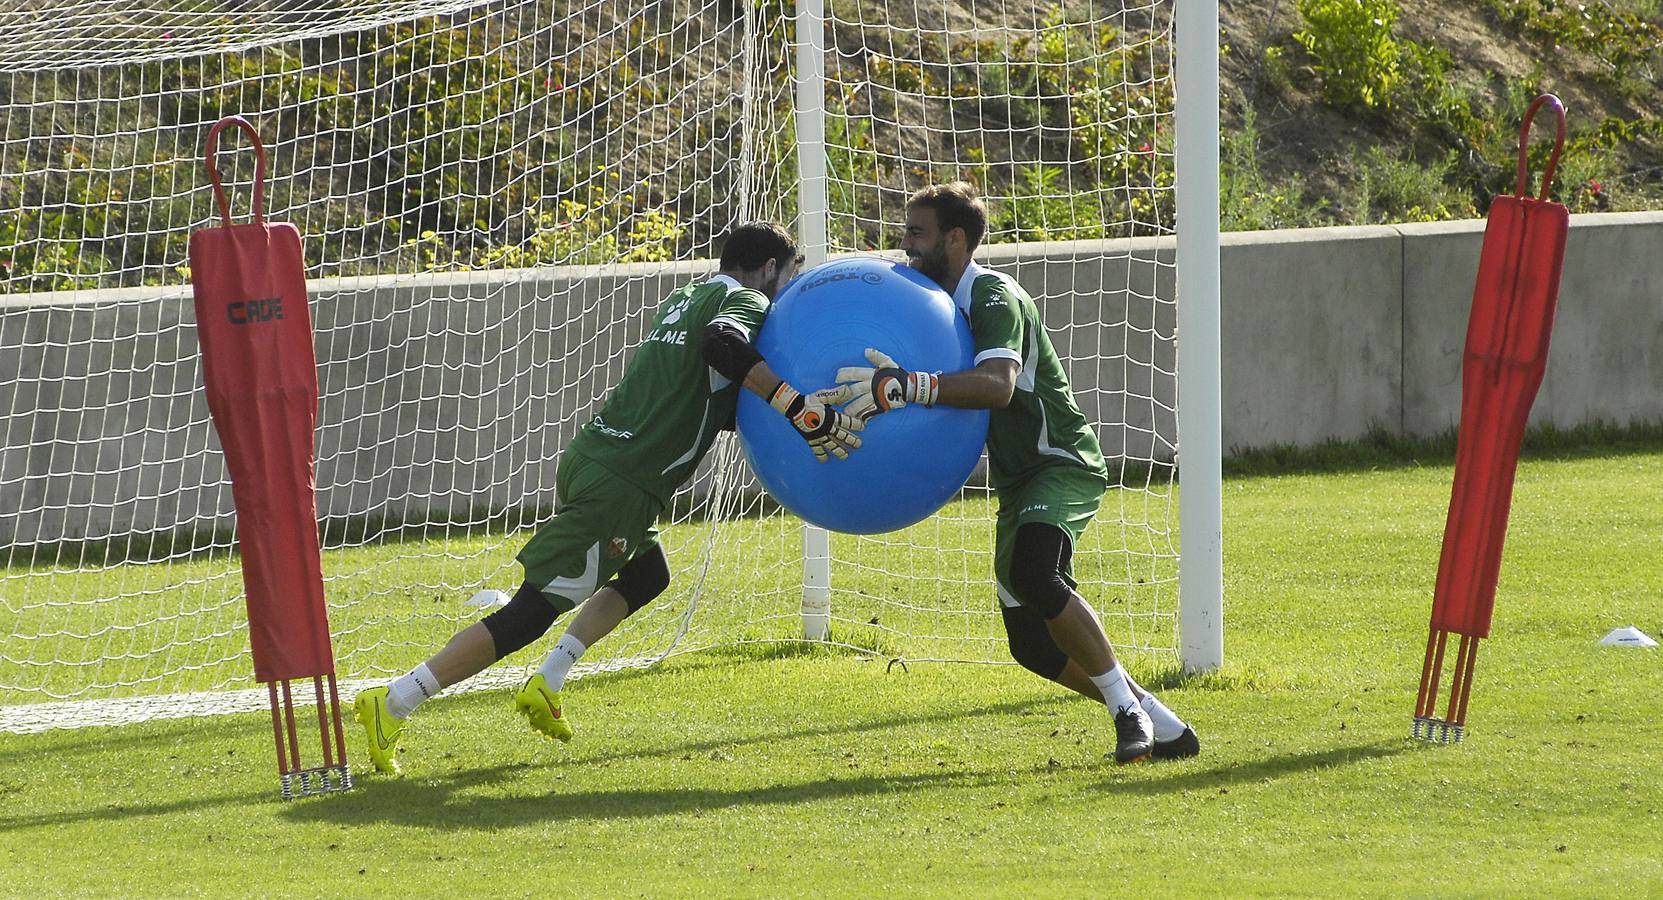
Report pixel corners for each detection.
[1429,96,1570,638]
[188,116,335,682]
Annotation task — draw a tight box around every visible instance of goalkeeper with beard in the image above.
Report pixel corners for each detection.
[828,183,1200,765]
[353,222,862,774]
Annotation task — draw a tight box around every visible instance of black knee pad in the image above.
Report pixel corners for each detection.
[481,583,560,659]
[606,544,670,613]
[1008,524,1075,620]
[1000,603,1069,681]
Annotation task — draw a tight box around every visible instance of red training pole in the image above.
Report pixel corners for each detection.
[190,115,352,796]
[1413,94,1570,743]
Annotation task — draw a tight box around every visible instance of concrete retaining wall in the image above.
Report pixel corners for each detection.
[3,211,1659,545]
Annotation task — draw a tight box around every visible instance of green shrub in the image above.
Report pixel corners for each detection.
[0,215,109,293]
[825,87,885,252]
[1258,45,1295,97]
[1479,0,1663,84]
[1221,110,1329,231]
[1400,40,1484,143]
[474,182,688,270]
[1348,146,1476,223]
[992,164,1110,242]
[1295,0,1404,111]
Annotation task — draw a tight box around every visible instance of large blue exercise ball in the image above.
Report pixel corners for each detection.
[736,256,989,534]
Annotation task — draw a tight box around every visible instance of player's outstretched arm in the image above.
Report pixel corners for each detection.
[830,348,939,421]
[834,350,1014,418]
[935,357,1017,410]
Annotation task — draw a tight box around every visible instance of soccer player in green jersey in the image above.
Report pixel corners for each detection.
[354,222,863,774]
[832,183,1199,764]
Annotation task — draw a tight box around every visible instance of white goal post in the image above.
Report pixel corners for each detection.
[0,0,1220,733]
[1174,0,1224,672]
[790,0,1222,669]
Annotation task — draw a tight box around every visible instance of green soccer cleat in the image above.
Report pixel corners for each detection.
[514,673,574,743]
[353,685,406,775]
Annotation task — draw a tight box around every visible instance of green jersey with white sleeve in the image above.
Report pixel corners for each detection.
[565,275,770,505]
[952,262,1108,492]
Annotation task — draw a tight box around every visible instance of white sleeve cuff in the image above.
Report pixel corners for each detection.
[973,347,1022,367]
[709,316,752,341]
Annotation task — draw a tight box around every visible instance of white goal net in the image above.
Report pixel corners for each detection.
[0,0,1215,732]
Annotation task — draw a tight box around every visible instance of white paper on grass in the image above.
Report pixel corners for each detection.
[1598,625,1659,648]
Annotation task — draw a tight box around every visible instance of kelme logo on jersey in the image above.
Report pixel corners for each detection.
[1020,503,1050,514]
[590,416,635,440]
[645,296,692,345]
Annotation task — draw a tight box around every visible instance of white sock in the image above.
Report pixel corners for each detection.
[1140,693,1189,742]
[1089,663,1140,713]
[386,662,440,719]
[536,632,588,692]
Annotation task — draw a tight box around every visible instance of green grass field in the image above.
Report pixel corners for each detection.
[3,446,1662,897]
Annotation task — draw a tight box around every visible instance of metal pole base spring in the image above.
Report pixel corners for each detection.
[1412,629,1478,746]
[1410,716,1465,745]
[279,765,354,800]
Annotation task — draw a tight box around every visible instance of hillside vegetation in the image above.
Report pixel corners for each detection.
[1218,0,1663,229]
[0,0,1658,292]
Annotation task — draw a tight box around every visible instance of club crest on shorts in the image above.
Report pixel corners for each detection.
[606,536,629,558]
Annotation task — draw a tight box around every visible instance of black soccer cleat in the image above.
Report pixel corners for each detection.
[1111,704,1155,765]
[1152,726,1201,760]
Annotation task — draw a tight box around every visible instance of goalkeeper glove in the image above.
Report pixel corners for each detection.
[769,382,864,463]
[832,348,941,421]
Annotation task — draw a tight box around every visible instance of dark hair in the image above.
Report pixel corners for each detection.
[718,221,800,273]
[909,181,988,252]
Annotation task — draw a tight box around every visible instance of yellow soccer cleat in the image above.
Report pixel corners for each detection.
[353,685,406,775]
[514,673,574,742]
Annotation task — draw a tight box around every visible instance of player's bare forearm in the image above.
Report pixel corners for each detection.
[741,359,785,400]
[935,358,1017,409]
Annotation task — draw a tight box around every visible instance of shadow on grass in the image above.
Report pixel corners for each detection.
[280,761,1066,831]
[0,713,303,832]
[1099,739,1426,797]
[0,714,273,767]
[0,738,1424,835]
[281,739,1427,832]
[0,690,1072,834]
[458,687,1075,774]
[0,786,271,833]
[279,688,1094,831]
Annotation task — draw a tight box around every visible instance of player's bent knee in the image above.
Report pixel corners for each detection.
[607,545,671,613]
[999,604,1068,681]
[481,583,561,659]
[1008,565,1072,620]
[1010,522,1075,619]
[1008,634,1067,680]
